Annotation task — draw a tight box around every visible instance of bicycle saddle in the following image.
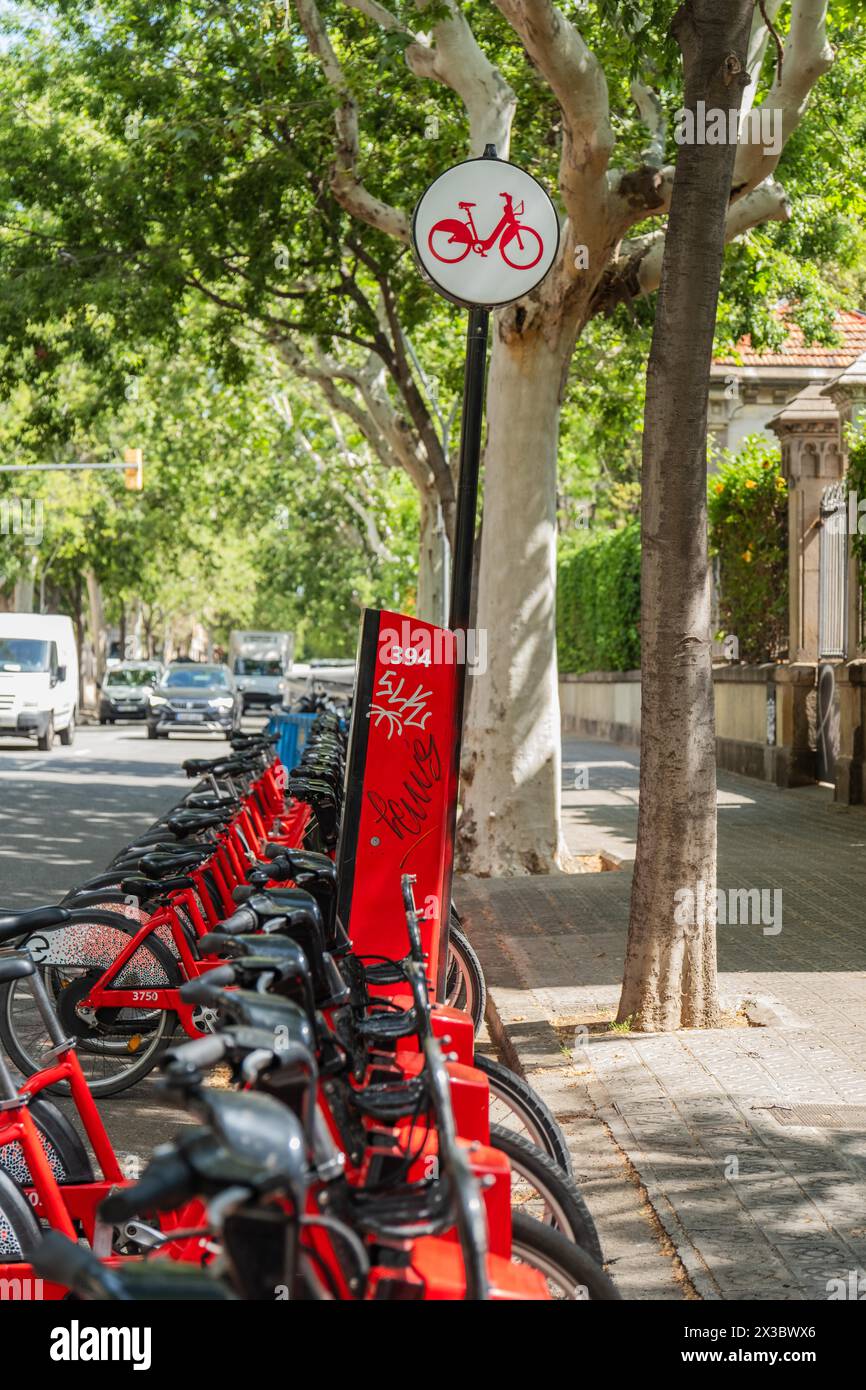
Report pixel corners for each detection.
[231,732,278,749]
[136,850,212,878]
[180,792,240,811]
[0,904,71,944]
[165,809,233,832]
[182,755,251,779]
[0,953,35,983]
[119,875,196,901]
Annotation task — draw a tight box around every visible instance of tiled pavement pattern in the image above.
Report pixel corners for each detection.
[455,738,866,1300]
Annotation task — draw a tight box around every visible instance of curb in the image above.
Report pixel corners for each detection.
[486,981,719,1300]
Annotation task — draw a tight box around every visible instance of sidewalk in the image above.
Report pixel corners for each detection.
[455,737,866,1301]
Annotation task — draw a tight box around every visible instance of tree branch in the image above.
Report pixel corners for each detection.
[404,1,516,154]
[731,0,833,198]
[294,0,411,242]
[493,0,613,215]
[341,0,409,34]
[293,418,397,561]
[636,178,791,294]
[630,80,666,168]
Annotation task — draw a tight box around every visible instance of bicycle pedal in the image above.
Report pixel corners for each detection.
[363,962,406,986]
[357,1009,418,1042]
[349,1077,428,1122]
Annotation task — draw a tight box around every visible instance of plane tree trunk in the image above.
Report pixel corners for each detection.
[617,0,756,1031]
[458,320,575,874]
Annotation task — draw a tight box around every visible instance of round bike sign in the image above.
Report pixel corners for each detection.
[412,154,559,309]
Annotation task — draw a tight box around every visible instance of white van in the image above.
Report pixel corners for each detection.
[0,613,79,750]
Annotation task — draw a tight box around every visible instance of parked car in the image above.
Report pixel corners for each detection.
[99,661,164,723]
[147,663,242,739]
[0,612,79,750]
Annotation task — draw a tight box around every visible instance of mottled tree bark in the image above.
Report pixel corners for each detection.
[618,0,756,1030]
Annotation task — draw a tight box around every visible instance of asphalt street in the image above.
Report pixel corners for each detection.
[0,720,248,908]
[0,716,267,1158]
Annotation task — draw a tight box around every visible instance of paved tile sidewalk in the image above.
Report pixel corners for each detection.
[455,738,866,1300]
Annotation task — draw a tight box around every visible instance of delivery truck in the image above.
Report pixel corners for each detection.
[228,630,294,711]
[0,612,79,749]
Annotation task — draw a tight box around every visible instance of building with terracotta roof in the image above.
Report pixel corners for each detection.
[709,306,866,456]
[563,312,866,805]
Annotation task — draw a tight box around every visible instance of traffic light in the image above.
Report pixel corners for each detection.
[123,447,143,491]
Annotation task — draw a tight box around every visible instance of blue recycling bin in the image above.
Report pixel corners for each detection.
[267,711,317,771]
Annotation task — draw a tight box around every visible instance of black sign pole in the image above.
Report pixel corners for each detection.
[449,306,489,634]
[437,301,490,991]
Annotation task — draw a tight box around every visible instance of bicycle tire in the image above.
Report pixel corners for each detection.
[510,1213,620,1301]
[0,913,180,1098]
[445,924,486,1033]
[489,1122,602,1264]
[500,224,543,270]
[0,1167,41,1263]
[474,1052,573,1175]
[0,1097,95,1190]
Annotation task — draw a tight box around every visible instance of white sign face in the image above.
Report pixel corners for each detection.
[412,157,560,308]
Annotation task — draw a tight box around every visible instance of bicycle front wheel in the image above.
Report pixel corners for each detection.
[445,922,486,1031]
[0,915,179,1097]
[500,224,544,270]
[474,1053,573,1175]
[490,1123,602,1263]
[510,1214,620,1301]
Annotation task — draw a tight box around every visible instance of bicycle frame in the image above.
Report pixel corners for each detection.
[0,1013,201,1299]
[462,193,521,252]
[75,786,314,1038]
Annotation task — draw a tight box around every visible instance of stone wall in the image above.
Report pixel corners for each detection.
[560,660,866,803]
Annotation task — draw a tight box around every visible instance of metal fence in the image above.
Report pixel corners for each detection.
[818,482,848,660]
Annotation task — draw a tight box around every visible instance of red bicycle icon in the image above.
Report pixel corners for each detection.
[427,192,544,270]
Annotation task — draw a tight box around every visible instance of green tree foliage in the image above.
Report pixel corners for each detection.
[708,435,788,663]
[0,1,864,667]
[0,333,417,656]
[1,3,863,497]
[556,521,641,675]
[844,426,866,607]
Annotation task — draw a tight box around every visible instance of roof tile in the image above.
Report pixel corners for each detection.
[714,307,866,369]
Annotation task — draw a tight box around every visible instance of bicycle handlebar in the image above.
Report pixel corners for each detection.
[100,1147,194,1223]
[164,1032,229,1073]
[179,964,236,1003]
[32,1230,133,1300]
[214,905,259,935]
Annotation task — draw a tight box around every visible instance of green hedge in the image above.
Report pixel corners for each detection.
[846,426,866,605]
[557,520,641,674]
[707,436,788,663]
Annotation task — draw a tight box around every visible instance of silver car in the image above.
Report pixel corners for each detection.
[99,661,165,723]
